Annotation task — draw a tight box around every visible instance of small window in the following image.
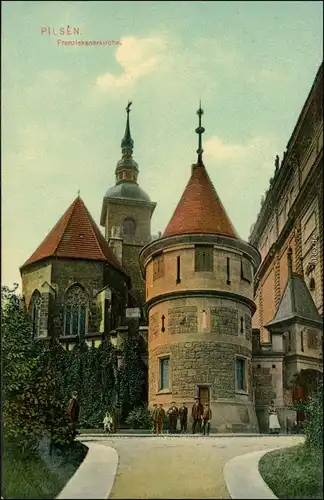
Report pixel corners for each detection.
[226,257,231,285]
[153,254,164,281]
[272,364,276,369]
[240,316,244,334]
[123,217,136,238]
[236,358,246,391]
[195,246,213,272]
[257,364,261,369]
[176,256,181,283]
[160,358,169,390]
[309,277,315,291]
[31,292,41,337]
[241,259,252,283]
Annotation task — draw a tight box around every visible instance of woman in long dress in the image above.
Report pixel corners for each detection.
[268,400,281,434]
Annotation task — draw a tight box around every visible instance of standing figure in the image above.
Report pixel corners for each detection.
[151,404,158,434]
[103,412,114,434]
[179,402,188,433]
[155,404,165,435]
[167,402,179,434]
[67,391,80,438]
[202,403,212,435]
[268,400,281,434]
[191,398,204,434]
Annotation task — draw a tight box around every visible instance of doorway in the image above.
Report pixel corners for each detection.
[198,386,210,406]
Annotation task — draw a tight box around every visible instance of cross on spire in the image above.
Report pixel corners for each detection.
[77,189,80,197]
[195,101,205,164]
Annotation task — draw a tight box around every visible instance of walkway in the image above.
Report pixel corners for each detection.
[96,435,303,499]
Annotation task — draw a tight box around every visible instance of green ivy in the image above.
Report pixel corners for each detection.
[2,284,147,436]
[117,330,146,421]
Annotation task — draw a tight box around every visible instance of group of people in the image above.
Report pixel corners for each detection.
[67,392,282,436]
[150,398,212,435]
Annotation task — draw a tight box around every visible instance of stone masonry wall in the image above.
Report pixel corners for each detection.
[122,244,146,306]
[149,341,252,402]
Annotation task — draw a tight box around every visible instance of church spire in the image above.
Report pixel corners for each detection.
[115,100,139,184]
[195,101,205,165]
[121,100,134,155]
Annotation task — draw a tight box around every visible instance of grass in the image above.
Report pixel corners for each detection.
[2,437,88,499]
[259,444,323,499]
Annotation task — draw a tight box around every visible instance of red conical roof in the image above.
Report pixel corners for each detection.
[21,196,127,275]
[163,163,239,238]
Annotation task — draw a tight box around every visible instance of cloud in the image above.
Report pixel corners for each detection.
[95,35,168,91]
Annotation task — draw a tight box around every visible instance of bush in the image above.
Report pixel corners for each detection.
[126,406,152,429]
[2,285,74,447]
[304,380,323,451]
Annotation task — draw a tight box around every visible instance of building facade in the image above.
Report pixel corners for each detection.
[248,62,323,431]
[249,62,323,343]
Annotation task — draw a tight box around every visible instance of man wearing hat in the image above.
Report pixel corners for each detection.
[191,398,204,434]
[67,391,80,438]
[178,402,188,433]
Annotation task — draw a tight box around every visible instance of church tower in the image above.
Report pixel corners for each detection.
[100,102,156,307]
[140,105,261,432]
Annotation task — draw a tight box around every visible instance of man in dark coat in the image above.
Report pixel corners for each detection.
[155,404,165,435]
[202,403,212,435]
[151,403,158,434]
[191,398,204,434]
[67,391,80,437]
[178,402,188,433]
[167,402,179,433]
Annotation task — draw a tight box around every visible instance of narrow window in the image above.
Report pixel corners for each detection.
[236,358,246,391]
[160,358,169,390]
[176,256,181,283]
[161,314,165,333]
[226,257,231,285]
[64,305,71,335]
[301,329,304,352]
[240,316,244,334]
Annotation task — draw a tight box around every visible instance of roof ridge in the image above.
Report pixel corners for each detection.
[53,197,79,255]
[78,199,106,260]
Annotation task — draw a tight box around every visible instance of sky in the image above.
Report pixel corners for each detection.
[2,0,323,289]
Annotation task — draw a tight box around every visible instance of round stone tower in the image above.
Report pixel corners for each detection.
[139,105,261,432]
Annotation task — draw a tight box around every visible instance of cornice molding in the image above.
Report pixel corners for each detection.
[145,289,257,315]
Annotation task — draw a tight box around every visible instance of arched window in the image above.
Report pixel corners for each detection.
[30,290,41,338]
[123,217,136,238]
[64,285,88,336]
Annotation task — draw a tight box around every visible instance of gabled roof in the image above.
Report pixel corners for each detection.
[20,196,127,276]
[163,163,239,238]
[266,273,322,329]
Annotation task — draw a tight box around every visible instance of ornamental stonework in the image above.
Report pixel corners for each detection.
[244,314,252,342]
[65,285,88,309]
[149,312,159,338]
[168,306,198,334]
[210,307,238,335]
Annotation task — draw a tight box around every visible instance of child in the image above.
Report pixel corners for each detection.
[103,412,114,434]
